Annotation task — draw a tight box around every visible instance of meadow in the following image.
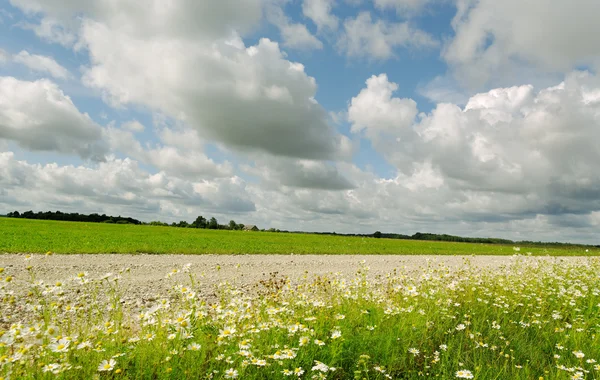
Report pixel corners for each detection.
[1,255,599,379]
[0,218,597,256]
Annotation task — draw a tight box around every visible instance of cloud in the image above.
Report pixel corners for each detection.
[266,3,323,50]
[0,48,8,63]
[10,0,263,41]
[348,71,600,227]
[373,0,432,15]
[13,50,70,79]
[0,76,106,160]
[444,0,600,87]
[242,155,356,191]
[105,125,233,180]
[279,22,323,50]
[348,74,418,140]
[337,12,438,60]
[17,17,77,47]
[302,0,338,32]
[0,152,255,220]
[79,22,348,160]
[121,120,144,132]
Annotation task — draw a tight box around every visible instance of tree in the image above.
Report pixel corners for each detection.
[208,217,218,230]
[373,231,382,238]
[229,220,237,230]
[192,215,207,229]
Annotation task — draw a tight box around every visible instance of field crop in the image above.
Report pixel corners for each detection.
[0,218,597,256]
[1,255,599,379]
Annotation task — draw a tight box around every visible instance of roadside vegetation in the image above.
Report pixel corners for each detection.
[1,255,599,379]
[1,218,597,255]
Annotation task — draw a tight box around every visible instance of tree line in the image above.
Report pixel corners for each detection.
[5,210,248,231]
[6,210,142,225]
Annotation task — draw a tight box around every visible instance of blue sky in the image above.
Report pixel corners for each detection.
[1,0,600,244]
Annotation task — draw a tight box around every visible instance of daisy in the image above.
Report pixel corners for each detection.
[456,369,474,379]
[98,358,116,372]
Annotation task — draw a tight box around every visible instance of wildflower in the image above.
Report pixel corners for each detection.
[299,336,310,346]
[456,369,474,378]
[283,369,294,376]
[98,358,116,372]
[331,330,342,340]
[187,343,201,351]
[573,351,585,359]
[312,361,335,372]
[294,367,305,377]
[456,324,466,331]
[314,339,325,346]
[409,348,420,356]
[43,363,62,374]
[224,368,239,378]
[49,338,70,353]
[439,344,448,351]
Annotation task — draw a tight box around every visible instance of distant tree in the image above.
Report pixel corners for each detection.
[208,217,218,230]
[192,216,207,229]
[229,220,237,230]
[373,231,382,238]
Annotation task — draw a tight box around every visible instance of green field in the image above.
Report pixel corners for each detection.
[0,217,597,255]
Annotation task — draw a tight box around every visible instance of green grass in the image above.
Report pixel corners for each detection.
[0,217,597,255]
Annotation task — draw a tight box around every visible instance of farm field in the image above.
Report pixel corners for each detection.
[1,218,597,255]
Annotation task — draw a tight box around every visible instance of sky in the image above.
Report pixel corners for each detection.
[1,0,600,244]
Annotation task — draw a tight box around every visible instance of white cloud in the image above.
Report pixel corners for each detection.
[279,22,323,50]
[0,152,255,220]
[0,48,8,63]
[338,12,438,60]
[17,17,77,47]
[349,74,418,139]
[302,0,338,32]
[266,3,323,51]
[347,71,600,229]
[373,0,432,15]
[79,22,347,160]
[0,76,106,160]
[242,155,355,191]
[416,75,470,105]
[121,120,144,132]
[10,0,263,41]
[105,126,233,180]
[444,0,600,87]
[13,50,70,79]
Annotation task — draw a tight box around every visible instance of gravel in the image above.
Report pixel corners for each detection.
[1,254,590,295]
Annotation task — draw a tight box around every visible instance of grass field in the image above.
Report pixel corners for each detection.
[0,217,597,255]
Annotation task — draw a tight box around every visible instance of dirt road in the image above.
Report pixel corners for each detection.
[1,254,590,298]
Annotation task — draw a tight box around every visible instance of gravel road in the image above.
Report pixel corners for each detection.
[1,254,591,296]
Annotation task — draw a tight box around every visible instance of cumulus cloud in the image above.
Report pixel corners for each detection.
[444,0,600,87]
[0,76,106,160]
[11,0,346,160]
[0,48,8,63]
[348,71,600,228]
[0,152,255,220]
[338,12,438,60]
[242,155,356,191]
[10,0,263,41]
[79,24,347,159]
[302,0,338,32]
[13,50,70,79]
[105,125,233,180]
